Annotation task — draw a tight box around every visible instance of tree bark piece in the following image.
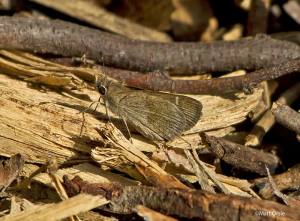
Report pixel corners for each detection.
[0,154,24,193]
[202,134,280,176]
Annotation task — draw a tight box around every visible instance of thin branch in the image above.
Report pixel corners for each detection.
[265,165,290,205]
[247,0,271,35]
[116,58,300,94]
[63,176,300,220]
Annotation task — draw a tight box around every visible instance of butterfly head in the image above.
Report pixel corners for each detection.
[95,74,108,96]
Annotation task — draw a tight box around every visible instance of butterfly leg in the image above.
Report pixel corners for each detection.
[154,141,168,169]
[79,101,97,114]
[79,96,102,137]
[104,98,112,121]
[120,116,133,143]
[154,141,166,151]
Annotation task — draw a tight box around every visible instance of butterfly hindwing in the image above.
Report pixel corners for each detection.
[144,91,202,131]
[117,91,187,141]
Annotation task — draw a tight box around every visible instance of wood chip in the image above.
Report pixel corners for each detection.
[0,194,108,221]
[30,0,171,42]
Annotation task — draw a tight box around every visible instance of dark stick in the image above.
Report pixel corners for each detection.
[247,0,270,35]
[201,133,280,176]
[272,104,300,134]
[63,176,300,221]
[117,58,300,94]
[0,16,299,74]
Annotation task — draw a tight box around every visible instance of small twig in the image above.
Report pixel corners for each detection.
[190,148,230,194]
[272,103,300,135]
[265,165,290,205]
[46,159,69,201]
[245,82,300,146]
[0,16,299,74]
[47,159,80,221]
[95,59,299,94]
[264,165,300,208]
[152,148,259,197]
[254,163,300,200]
[201,133,280,176]
[16,164,47,191]
[183,149,214,192]
[247,0,271,35]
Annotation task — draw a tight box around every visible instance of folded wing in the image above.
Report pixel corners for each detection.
[118,92,187,141]
[144,92,202,131]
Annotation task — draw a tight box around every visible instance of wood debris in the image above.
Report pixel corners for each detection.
[0,1,299,220]
[0,154,24,194]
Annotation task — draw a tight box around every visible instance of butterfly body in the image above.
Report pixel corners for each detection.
[96,76,202,141]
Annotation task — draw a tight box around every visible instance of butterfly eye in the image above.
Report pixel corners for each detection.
[98,85,107,95]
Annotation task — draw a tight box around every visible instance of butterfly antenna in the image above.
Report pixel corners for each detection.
[100,56,112,122]
[102,57,108,86]
[94,72,99,87]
